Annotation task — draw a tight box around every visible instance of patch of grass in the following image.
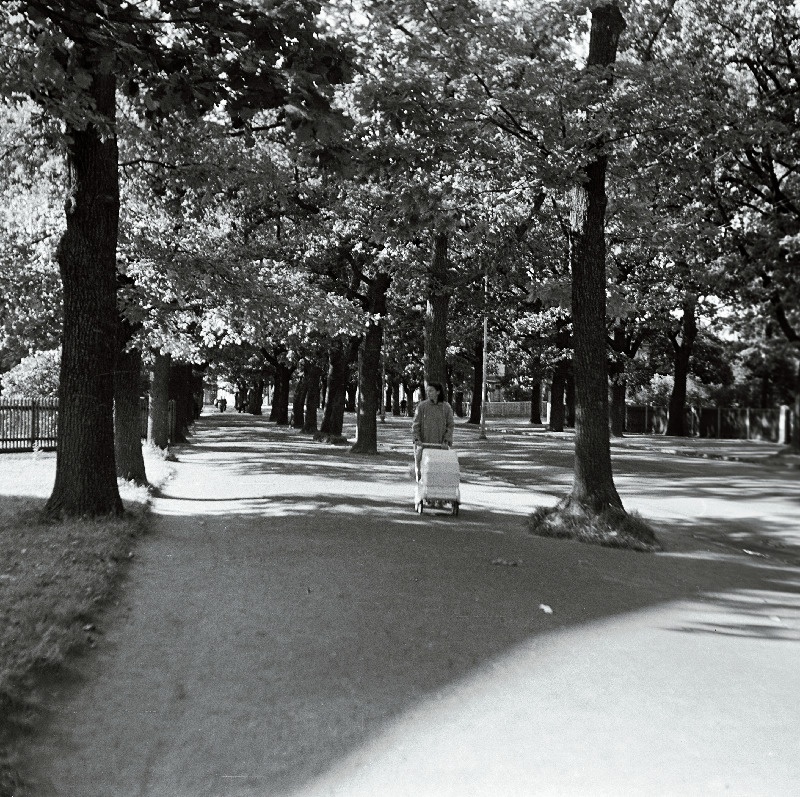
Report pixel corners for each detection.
[528,503,661,553]
[0,454,174,792]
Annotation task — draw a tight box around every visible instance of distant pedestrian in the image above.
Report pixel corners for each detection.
[400,398,407,416]
[219,397,227,412]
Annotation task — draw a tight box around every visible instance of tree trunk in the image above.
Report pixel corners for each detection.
[273,364,292,425]
[148,351,171,449]
[609,376,627,438]
[302,362,322,434]
[247,378,264,415]
[392,382,401,417]
[549,362,567,432]
[667,293,698,436]
[352,272,391,454]
[321,341,348,436]
[529,381,542,424]
[455,389,465,418]
[169,362,194,443]
[566,4,626,513]
[468,338,483,424]
[115,339,147,485]
[424,232,450,384]
[44,66,122,518]
[292,378,307,429]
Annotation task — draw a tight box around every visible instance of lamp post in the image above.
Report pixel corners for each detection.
[479,272,488,441]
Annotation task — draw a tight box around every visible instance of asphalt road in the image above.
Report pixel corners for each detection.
[14,413,800,796]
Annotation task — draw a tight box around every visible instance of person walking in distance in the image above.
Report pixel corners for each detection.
[412,381,454,481]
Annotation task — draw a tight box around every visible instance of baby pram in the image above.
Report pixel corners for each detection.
[414,443,460,516]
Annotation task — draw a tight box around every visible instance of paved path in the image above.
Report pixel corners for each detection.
[16,413,800,796]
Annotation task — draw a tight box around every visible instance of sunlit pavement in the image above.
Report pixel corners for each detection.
[11,410,800,797]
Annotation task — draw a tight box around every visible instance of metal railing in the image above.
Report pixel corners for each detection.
[0,398,59,451]
[0,398,176,452]
[483,400,793,443]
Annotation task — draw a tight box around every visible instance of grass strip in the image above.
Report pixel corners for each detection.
[0,459,173,795]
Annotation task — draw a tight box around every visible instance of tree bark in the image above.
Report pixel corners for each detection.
[292,377,307,429]
[549,361,567,432]
[272,364,293,425]
[391,381,401,417]
[148,351,171,449]
[566,4,626,513]
[609,376,627,438]
[43,63,122,518]
[424,232,450,384]
[352,272,391,454]
[666,293,698,436]
[302,362,322,434]
[529,381,542,424]
[115,338,147,485]
[320,339,358,436]
[247,378,264,414]
[468,337,483,424]
[169,362,194,442]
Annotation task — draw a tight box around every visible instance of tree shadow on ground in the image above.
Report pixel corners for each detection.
[14,412,800,797]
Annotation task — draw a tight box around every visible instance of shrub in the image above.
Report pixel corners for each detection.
[0,349,60,398]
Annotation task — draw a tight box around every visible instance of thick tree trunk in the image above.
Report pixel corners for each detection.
[273,364,292,425]
[292,378,307,429]
[566,4,625,513]
[467,338,483,424]
[148,351,171,449]
[609,376,627,438]
[319,339,358,438]
[45,66,122,518]
[352,272,391,454]
[169,362,194,443]
[549,361,568,432]
[302,362,322,434]
[247,378,264,414]
[115,339,147,485]
[321,342,348,436]
[424,232,450,384]
[666,293,698,436]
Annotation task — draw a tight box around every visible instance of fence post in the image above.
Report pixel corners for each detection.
[745,407,751,441]
[644,404,649,434]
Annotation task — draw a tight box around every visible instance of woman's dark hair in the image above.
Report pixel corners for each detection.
[427,381,445,403]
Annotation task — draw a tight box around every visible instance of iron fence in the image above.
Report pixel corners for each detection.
[0,398,175,452]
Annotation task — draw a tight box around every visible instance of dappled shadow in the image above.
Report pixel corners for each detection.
[664,577,800,642]
[16,411,800,796]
